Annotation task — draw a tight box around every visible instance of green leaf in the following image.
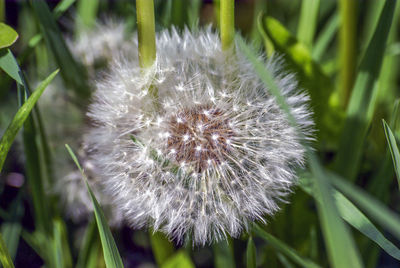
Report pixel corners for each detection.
[0,69,59,172]
[65,145,124,268]
[161,250,195,268]
[329,171,400,240]
[0,49,23,85]
[0,232,14,268]
[246,236,256,268]
[334,0,397,181]
[31,0,90,99]
[51,218,73,268]
[383,119,400,189]
[297,0,320,48]
[0,23,18,48]
[254,225,320,268]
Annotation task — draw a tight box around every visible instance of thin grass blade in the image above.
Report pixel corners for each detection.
[0,49,23,85]
[213,239,235,268]
[0,69,58,172]
[161,250,195,268]
[65,145,124,268]
[383,119,400,189]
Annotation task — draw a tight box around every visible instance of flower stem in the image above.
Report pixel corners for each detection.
[220,0,235,50]
[338,0,357,108]
[136,0,156,68]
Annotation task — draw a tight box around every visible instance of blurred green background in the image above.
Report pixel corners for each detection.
[0,0,400,267]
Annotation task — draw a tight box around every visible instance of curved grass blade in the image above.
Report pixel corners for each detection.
[65,145,124,268]
[383,119,400,189]
[0,233,14,268]
[329,171,400,240]
[254,225,320,268]
[0,69,58,172]
[0,23,18,48]
[246,236,256,268]
[237,36,363,268]
[299,175,400,260]
[334,0,397,181]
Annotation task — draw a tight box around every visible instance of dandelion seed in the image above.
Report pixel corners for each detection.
[85,27,314,245]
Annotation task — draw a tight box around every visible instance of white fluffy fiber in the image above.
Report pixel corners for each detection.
[84,26,313,245]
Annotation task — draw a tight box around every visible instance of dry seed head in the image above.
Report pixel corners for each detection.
[84,27,314,245]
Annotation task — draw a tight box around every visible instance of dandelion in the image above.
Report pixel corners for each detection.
[84,27,313,245]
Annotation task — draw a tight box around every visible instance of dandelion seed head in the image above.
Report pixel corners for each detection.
[85,27,314,245]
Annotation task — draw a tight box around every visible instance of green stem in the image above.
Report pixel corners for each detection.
[220,0,235,50]
[136,0,156,68]
[338,0,357,108]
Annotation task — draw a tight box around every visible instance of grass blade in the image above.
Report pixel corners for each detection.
[1,195,23,260]
[0,23,18,48]
[329,171,400,240]
[0,69,58,172]
[383,119,400,189]
[308,154,363,268]
[334,0,397,181]
[53,0,77,19]
[76,0,99,30]
[65,145,124,268]
[76,220,100,268]
[297,0,320,48]
[237,36,363,268]
[0,233,14,268]
[300,175,400,260]
[246,236,256,268]
[31,0,90,99]
[254,225,320,268]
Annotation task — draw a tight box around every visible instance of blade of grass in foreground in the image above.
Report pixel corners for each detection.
[383,120,400,189]
[0,69,59,172]
[299,175,400,260]
[0,233,14,268]
[237,36,363,268]
[254,225,320,268]
[65,145,124,268]
[329,171,400,240]
[0,23,18,48]
[334,0,396,181]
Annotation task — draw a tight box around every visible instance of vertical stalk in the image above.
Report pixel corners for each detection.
[136,0,156,68]
[0,0,4,22]
[338,0,357,108]
[220,0,235,50]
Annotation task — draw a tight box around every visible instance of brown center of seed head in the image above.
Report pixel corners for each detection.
[167,105,233,173]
